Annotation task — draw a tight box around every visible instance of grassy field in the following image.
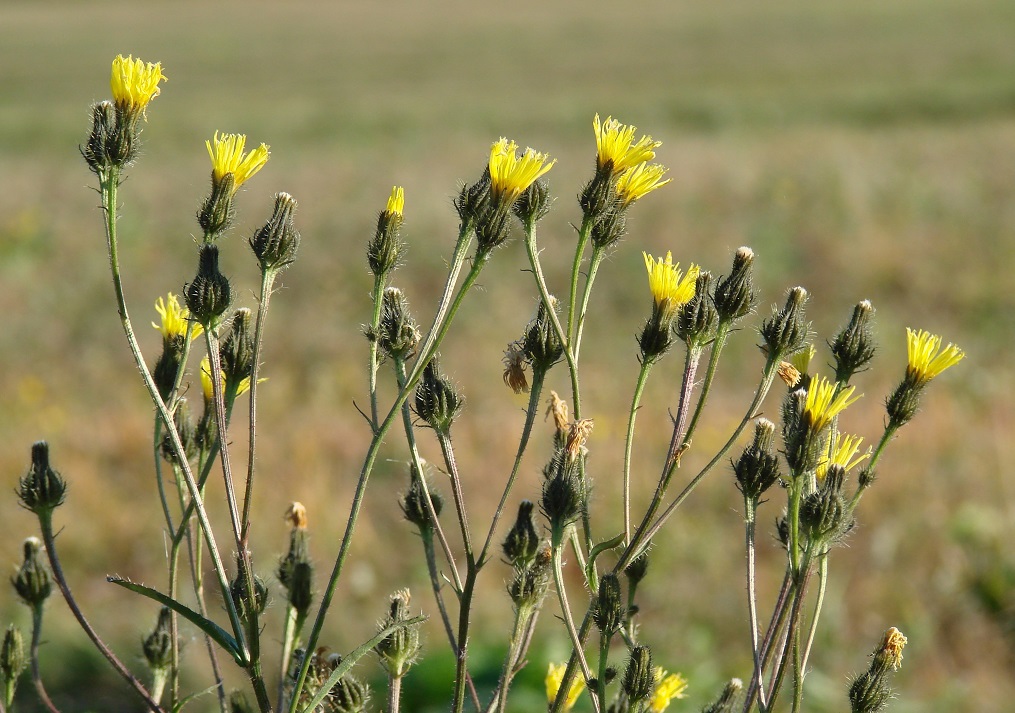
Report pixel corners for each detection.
[2,0,1015,711]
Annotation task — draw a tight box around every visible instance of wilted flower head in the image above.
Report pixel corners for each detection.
[206,131,270,195]
[110,54,166,120]
[878,627,908,671]
[502,341,529,394]
[593,114,661,173]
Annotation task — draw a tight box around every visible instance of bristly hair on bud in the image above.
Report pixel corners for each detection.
[701,678,743,713]
[368,186,404,278]
[622,645,656,704]
[1,623,26,706]
[17,442,67,516]
[733,418,782,500]
[885,328,965,430]
[374,589,422,679]
[414,355,464,435]
[675,270,718,347]
[760,286,810,361]
[508,546,552,611]
[80,101,129,174]
[142,607,173,673]
[185,245,232,328]
[847,627,908,713]
[589,207,628,250]
[713,247,757,324]
[591,573,625,637]
[400,464,444,534]
[502,500,540,566]
[830,300,877,384]
[369,287,419,362]
[218,308,255,395]
[160,398,198,467]
[522,297,565,375]
[228,556,268,624]
[250,192,300,274]
[541,448,585,547]
[12,537,52,608]
[512,177,553,227]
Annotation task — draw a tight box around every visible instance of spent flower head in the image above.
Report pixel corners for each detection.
[545,662,584,711]
[110,54,166,120]
[617,163,671,206]
[593,114,661,174]
[206,131,270,195]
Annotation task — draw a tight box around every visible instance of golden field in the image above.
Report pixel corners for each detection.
[1,0,1014,711]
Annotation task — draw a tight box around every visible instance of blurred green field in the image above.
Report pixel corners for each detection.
[2,0,1015,711]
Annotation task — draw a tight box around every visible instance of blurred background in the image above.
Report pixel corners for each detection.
[2,0,1014,711]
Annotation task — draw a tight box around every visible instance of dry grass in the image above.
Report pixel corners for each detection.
[1,0,1014,711]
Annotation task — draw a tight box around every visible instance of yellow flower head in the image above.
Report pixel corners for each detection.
[488,137,555,205]
[616,163,671,206]
[386,186,405,217]
[650,668,688,713]
[206,131,270,194]
[789,344,816,374]
[110,54,166,119]
[803,375,862,433]
[906,328,964,385]
[643,252,699,319]
[593,114,662,174]
[200,356,251,401]
[545,663,584,711]
[816,432,870,481]
[152,293,203,342]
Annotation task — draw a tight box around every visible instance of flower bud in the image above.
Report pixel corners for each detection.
[414,356,464,435]
[17,442,67,515]
[502,501,540,566]
[701,678,743,713]
[675,270,718,346]
[831,300,877,384]
[760,287,810,360]
[799,488,851,546]
[579,164,616,224]
[229,559,268,624]
[589,208,627,250]
[847,628,907,713]
[713,247,757,324]
[12,537,52,607]
[219,308,255,394]
[375,589,422,678]
[523,298,565,374]
[513,178,553,226]
[185,245,232,327]
[622,645,656,704]
[508,546,552,610]
[370,287,419,361]
[367,188,404,279]
[278,523,312,612]
[400,466,444,533]
[733,418,782,499]
[1,624,26,705]
[624,551,649,588]
[161,399,197,466]
[80,101,128,174]
[197,172,236,238]
[474,204,512,253]
[142,607,173,672]
[592,573,624,637]
[541,450,584,545]
[454,169,492,227]
[250,192,301,273]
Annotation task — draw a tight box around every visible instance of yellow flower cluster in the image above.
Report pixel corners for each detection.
[643,251,700,318]
[593,114,670,204]
[152,293,202,341]
[816,432,870,481]
[488,138,556,205]
[110,54,166,118]
[803,375,861,433]
[206,131,270,194]
[905,328,965,385]
[545,662,584,711]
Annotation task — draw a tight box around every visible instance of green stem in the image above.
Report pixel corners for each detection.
[367,273,386,431]
[551,542,600,713]
[622,358,655,543]
[849,424,898,509]
[565,217,592,344]
[743,569,792,713]
[289,246,486,711]
[572,243,605,361]
[680,322,732,450]
[765,550,814,712]
[743,496,767,711]
[29,605,60,713]
[387,674,402,713]
[596,631,611,713]
[800,552,828,674]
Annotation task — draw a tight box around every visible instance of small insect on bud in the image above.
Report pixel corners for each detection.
[17,442,67,515]
[414,356,464,435]
[512,177,553,227]
[830,300,877,384]
[219,308,255,395]
[591,573,624,637]
[367,186,404,279]
[502,501,540,566]
[370,287,419,361]
[713,247,757,324]
[701,678,743,713]
[733,418,782,500]
[622,645,656,704]
[185,245,232,328]
[142,607,173,673]
[12,537,52,607]
[760,287,810,361]
[375,589,422,678]
[1,624,26,706]
[250,192,300,274]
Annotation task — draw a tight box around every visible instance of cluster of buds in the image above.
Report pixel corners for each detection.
[287,648,370,713]
[782,375,862,475]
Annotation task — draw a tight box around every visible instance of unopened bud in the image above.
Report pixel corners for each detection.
[713,247,756,323]
[185,245,232,327]
[400,466,444,533]
[513,178,552,226]
[622,645,656,703]
[250,192,300,273]
[502,501,540,566]
[368,187,404,278]
[591,573,624,637]
[589,208,627,250]
[733,418,782,499]
[624,551,649,587]
[541,451,584,545]
[414,356,463,435]
[523,298,565,374]
[701,678,743,713]
[219,308,254,394]
[375,589,422,678]
[17,442,67,515]
[229,559,268,624]
[198,172,236,238]
[675,270,718,346]
[370,287,419,361]
[760,287,810,360]
[508,546,552,610]
[579,164,616,224]
[831,300,877,384]
[142,607,173,672]
[1,624,26,703]
[12,537,52,607]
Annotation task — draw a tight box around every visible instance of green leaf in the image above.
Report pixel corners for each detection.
[107,576,245,665]
[585,532,625,587]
